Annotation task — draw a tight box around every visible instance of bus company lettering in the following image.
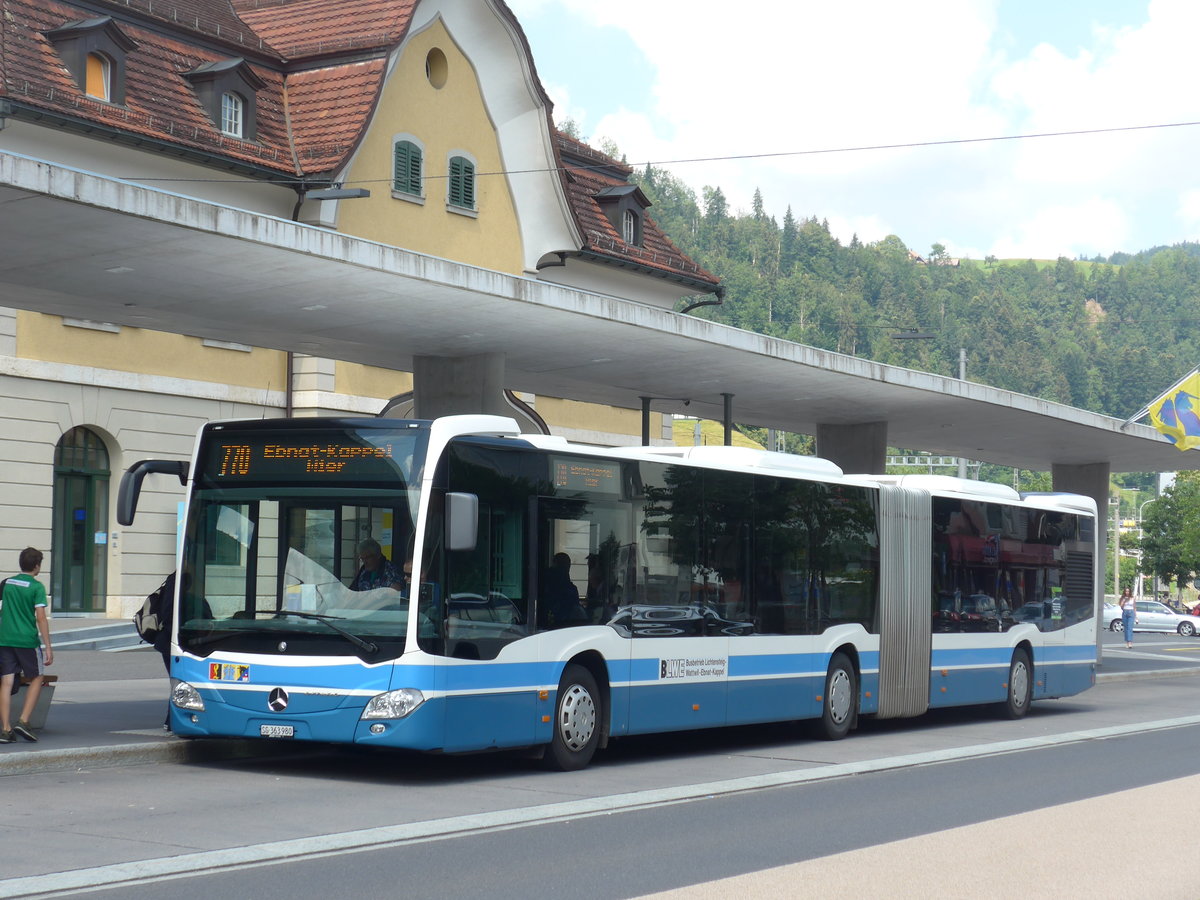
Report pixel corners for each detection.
[660,657,728,679]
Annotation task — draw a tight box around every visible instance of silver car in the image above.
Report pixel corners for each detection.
[1104,599,1200,637]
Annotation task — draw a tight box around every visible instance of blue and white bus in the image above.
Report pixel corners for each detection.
[118,415,1098,770]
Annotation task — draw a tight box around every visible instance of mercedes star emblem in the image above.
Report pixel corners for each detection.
[268,687,290,712]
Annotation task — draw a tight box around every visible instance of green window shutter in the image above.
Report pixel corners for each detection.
[393,141,422,194]
[449,156,475,209]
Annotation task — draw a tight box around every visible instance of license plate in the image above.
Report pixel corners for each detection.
[260,724,295,738]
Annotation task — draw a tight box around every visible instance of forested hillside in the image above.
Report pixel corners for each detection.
[633,164,1200,422]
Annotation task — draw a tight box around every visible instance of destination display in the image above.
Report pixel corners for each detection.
[199,427,421,484]
[551,456,621,496]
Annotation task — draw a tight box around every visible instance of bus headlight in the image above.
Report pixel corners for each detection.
[362,688,424,720]
[170,679,205,712]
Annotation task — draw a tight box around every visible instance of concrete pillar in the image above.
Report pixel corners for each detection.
[413,353,509,419]
[1052,462,1111,659]
[815,422,887,474]
[411,353,543,435]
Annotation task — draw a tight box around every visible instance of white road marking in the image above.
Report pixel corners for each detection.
[3,713,1200,897]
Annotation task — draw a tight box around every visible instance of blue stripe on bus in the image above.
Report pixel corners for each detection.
[931,646,1018,668]
[172,643,1096,746]
[1039,643,1098,663]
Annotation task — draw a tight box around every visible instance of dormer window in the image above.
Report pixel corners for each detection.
[85,52,111,101]
[182,58,265,142]
[622,209,640,245]
[220,92,244,137]
[595,183,650,247]
[44,17,137,105]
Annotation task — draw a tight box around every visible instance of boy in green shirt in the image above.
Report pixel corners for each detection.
[0,548,54,742]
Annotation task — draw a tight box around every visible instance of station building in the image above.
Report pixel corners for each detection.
[0,0,721,615]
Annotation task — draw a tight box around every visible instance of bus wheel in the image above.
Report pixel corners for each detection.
[544,664,600,771]
[1000,648,1032,719]
[816,652,856,741]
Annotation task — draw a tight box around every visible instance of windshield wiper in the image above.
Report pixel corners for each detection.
[270,610,379,654]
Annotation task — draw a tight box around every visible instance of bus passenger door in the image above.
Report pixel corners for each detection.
[535,498,638,738]
[437,491,537,752]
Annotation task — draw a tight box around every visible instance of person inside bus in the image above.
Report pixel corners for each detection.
[542,552,587,628]
[350,539,404,592]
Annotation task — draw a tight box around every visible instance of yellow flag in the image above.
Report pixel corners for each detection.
[1149,370,1200,451]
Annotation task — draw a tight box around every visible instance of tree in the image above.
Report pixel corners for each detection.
[1140,471,1200,600]
[702,186,728,225]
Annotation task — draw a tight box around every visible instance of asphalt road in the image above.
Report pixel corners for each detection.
[2,652,1198,900]
[73,722,1200,900]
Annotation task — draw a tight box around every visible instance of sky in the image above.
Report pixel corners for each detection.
[504,0,1200,261]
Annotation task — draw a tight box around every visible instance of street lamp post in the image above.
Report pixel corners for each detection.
[1137,498,1157,598]
[1111,496,1120,597]
[957,348,967,478]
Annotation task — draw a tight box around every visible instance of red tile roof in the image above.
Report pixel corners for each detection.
[234,0,415,61]
[0,0,397,176]
[0,0,717,291]
[555,132,720,292]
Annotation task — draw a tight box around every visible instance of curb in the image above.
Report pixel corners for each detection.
[1096,665,1200,683]
[0,737,314,777]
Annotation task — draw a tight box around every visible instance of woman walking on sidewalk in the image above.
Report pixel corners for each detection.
[1119,587,1138,649]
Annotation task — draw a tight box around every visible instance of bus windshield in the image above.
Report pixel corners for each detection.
[177,421,429,659]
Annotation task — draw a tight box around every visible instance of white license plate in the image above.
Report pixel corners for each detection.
[260,724,295,738]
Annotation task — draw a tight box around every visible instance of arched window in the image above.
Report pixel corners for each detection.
[52,427,110,613]
[85,52,111,101]
[448,155,475,210]
[220,92,244,137]
[393,140,423,196]
[622,209,641,246]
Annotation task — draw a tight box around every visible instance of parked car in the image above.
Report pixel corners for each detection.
[1103,599,1200,637]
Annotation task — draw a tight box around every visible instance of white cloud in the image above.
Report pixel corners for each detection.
[520,0,1200,257]
[990,198,1129,260]
[1177,190,1200,237]
[823,212,894,248]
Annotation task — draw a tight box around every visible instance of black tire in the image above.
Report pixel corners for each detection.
[816,652,857,741]
[1109,619,1124,633]
[544,663,600,771]
[1000,648,1033,719]
[1179,621,1196,637]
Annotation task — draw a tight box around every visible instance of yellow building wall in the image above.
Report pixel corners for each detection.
[335,19,524,274]
[534,397,652,437]
[17,312,284,388]
[335,361,413,399]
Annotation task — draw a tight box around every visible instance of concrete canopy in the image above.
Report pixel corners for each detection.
[0,151,1188,474]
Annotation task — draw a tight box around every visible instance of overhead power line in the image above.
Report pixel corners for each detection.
[120,119,1200,187]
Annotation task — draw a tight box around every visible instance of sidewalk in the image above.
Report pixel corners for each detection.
[0,628,292,775]
[2,624,1198,777]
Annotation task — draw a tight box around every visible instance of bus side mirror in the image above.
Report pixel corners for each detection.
[445,492,479,552]
[117,459,189,526]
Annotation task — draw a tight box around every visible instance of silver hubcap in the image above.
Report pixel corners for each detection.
[1011,661,1029,709]
[558,684,596,752]
[827,668,853,725]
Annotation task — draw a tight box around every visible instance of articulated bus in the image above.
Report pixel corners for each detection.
[118,415,1098,770]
